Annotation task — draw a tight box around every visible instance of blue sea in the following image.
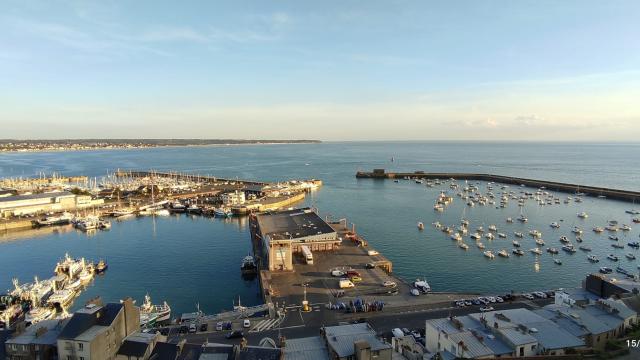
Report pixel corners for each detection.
[1,142,639,315]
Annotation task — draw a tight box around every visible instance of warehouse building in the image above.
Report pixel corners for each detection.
[0,192,103,217]
[252,208,341,271]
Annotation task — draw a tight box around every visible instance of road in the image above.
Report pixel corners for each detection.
[168,297,553,345]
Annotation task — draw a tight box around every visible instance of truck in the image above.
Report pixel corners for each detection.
[301,245,313,265]
[339,279,355,289]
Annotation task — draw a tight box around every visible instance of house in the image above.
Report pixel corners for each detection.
[4,318,67,360]
[57,299,140,360]
[391,335,430,360]
[322,323,392,360]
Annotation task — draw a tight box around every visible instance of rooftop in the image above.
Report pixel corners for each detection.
[0,191,74,204]
[5,319,67,346]
[324,323,391,358]
[284,336,330,360]
[256,208,336,241]
[58,303,123,340]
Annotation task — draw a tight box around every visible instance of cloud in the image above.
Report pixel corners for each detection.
[513,115,544,126]
[135,26,209,43]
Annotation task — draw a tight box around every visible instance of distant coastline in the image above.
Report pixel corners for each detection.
[0,139,321,153]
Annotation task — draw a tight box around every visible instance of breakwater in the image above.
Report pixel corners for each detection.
[356,169,640,203]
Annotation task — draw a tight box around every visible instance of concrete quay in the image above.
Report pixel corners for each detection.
[356,169,640,202]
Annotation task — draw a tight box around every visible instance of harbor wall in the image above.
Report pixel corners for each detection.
[0,219,34,232]
[356,170,640,203]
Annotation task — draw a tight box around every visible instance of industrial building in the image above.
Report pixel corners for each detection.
[0,192,103,217]
[252,208,341,271]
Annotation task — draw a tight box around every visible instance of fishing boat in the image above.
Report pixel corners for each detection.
[483,251,495,259]
[36,212,73,226]
[25,306,55,324]
[477,242,485,249]
[139,294,171,327]
[621,224,632,231]
[512,249,524,256]
[546,247,559,254]
[517,214,528,223]
[241,255,258,274]
[98,220,111,230]
[529,230,542,238]
[579,245,592,251]
[498,249,509,258]
[562,245,576,253]
[571,226,583,235]
[626,253,636,260]
[214,207,233,217]
[75,216,99,231]
[470,233,481,240]
[628,241,640,248]
[488,225,497,232]
[577,212,588,219]
[95,259,108,274]
[550,222,560,228]
[78,268,94,282]
[535,239,545,246]
[512,240,521,247]
[47,289,76,307]
[559,236,570,243]
[187,204,202,214]
[587,255,599,262]
[612,243,625,249]
[485,233,495,240]
[514,232,524,238]
[593,227,604,233]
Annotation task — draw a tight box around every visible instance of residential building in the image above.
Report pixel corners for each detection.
[322,323,392,360]
[57,299,140,360]
[221,191,246,206]
[535,300,633,350]
[391,335,430,360]
[4,318,67,360]
[425,308,585,358]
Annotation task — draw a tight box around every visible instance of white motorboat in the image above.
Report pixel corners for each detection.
[417,222,425,230]
[530,248,542,255]
[483,251,495,259]
[587,255,599,262]
[577,212,588,219]
[514,232,524,238]
[498,249,509,258]
[459,243,469,250]
[48,289,76,306]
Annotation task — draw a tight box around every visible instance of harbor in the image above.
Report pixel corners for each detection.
[356,169,640,202]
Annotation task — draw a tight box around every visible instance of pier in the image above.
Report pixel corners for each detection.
[356,169,640,202]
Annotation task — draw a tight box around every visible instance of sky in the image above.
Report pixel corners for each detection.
[1,0,639,141]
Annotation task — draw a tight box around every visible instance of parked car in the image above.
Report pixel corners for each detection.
[487,296,496,303]
[495,296,504,303]
[392,328,405,338]
[480,306,495,312]
[365,263,376,269]
[346,270,361,277]
[243,319,251,328]
[200,323,208,332]
[367,250,379,256]
[522,293,534,300]
[216,322,223,331]
[471,299,481,305]
[226,330,244,339]
[189,323,197,333]
[349,276,363,282]
[533,291,547,299]
[455,300,466,307]
[331,270,345,277]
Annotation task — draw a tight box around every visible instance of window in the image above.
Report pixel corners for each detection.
[80,357,85,360]
[531,345,536,350]
[519,346,524,356]
[78,343,83,350]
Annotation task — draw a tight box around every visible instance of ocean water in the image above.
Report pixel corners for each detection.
[1,142,639,315]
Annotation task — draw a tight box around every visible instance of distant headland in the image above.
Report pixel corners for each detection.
[0,139,321,153]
